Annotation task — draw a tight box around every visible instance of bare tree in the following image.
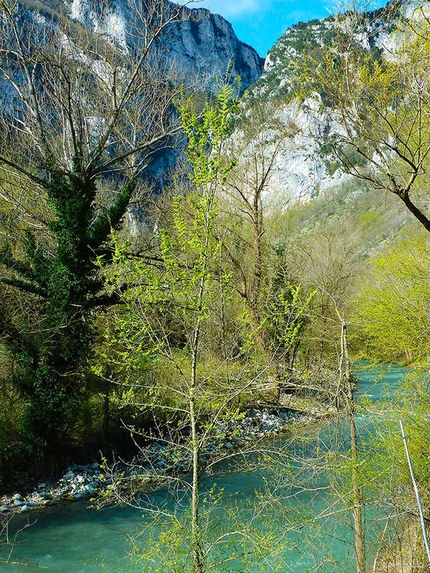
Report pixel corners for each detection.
[221,101,292,322]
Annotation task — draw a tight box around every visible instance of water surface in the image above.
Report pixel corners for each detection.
[1,362,408,572]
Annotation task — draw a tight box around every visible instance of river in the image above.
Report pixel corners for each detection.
[0,362,410,572]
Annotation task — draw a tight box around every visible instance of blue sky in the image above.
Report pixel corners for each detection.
[195,0,388,56]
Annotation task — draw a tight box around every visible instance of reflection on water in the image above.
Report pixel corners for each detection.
[0,362,408,573]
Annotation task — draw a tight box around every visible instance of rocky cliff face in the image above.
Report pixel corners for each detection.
[10,0,419,205]
[62,0,263,90]
[165,12,264,89]
[16,0,263,189]
[233,1,408,205]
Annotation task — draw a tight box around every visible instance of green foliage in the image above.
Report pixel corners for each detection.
[295,9,430,236]
[97,83,282,573]
[264,275,317,370]
[177,82,240,187]
[0,169,135,450]
[352,232,430,364]
[349,367,430,568]
[0,0,188,458]
[372,370,430,483]
[98,85,246,419]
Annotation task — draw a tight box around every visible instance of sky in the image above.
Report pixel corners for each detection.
[195,0,388,56]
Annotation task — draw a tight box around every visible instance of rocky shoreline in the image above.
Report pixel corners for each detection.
[0,407,320,513]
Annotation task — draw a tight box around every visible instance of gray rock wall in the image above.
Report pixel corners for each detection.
[62,0,263,90]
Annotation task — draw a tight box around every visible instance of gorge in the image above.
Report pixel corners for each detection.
[1,1,430,571]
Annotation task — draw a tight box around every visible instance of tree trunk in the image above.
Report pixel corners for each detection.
[190,382,204,573]
[341,319,366,573]
[397,191,430,234]
[189,272,206,573]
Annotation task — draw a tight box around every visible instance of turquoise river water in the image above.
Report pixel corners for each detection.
[0,362,410,572]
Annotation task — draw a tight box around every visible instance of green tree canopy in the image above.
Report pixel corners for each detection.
[353,231,430,363]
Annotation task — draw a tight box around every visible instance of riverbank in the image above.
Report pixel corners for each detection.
[0,405,334,513]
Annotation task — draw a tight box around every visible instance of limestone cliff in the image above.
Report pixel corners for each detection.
[62,0,263,89]
[233,1,410,204]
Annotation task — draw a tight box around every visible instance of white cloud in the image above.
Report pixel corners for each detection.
[193,0,262,18]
